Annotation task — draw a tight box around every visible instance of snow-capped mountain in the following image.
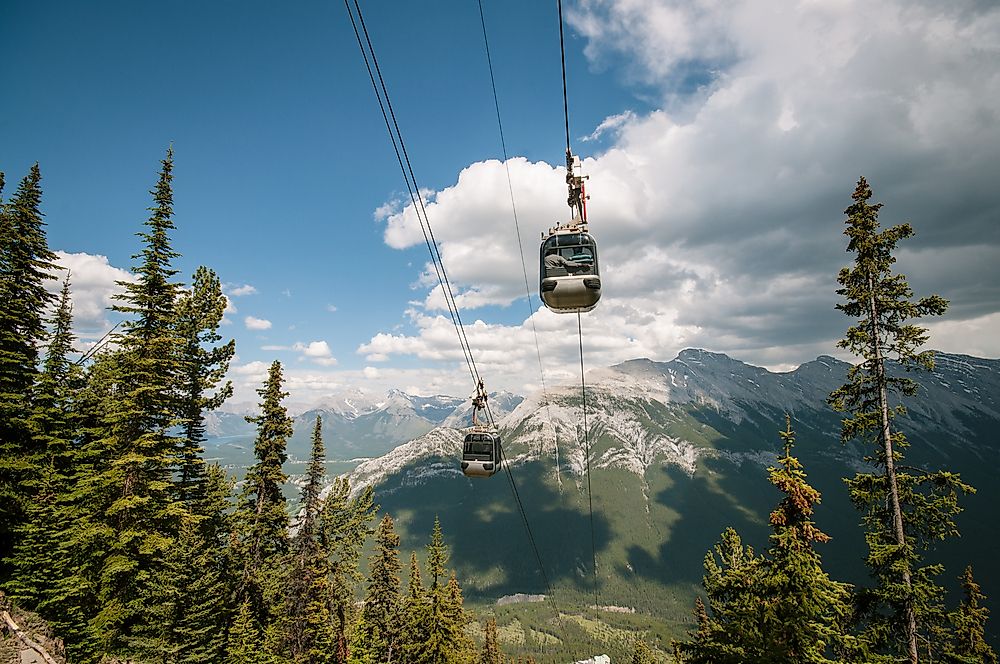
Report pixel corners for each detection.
[333,349,1000,620]
[206,389,479,460]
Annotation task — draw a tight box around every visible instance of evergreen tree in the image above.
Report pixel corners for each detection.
[631,638,655,664]
[680,528,764,663]
[400,552,430,661]
[133,513,230,663]
[5,275,96,662]
[351,514,402,663]
[298,416,326,543]
[946,566,997,664]
[443,573,476,662]
[829,176,969,662]
[408,516,473,663]
[480,617,503,664]
[681,419,869,663]
[285,416,335,663]
[65,148,188,655]
[233,360,292,648]
[173,265,234,506]
[227,599,267,664]
[7,276,81,609]
[321,477,377,663]
[0,164,58,571]
[759,417,859,661]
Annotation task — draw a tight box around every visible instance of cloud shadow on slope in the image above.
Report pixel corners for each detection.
[372,454,613,602]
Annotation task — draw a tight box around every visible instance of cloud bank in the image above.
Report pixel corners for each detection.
[358,0,1000,396]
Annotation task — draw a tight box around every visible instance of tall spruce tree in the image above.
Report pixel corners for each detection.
[946,567,998,664]
[407,516,473,663]
[321,477,377,663]
[133,513,230,663]
[352,514,403,663]
[680,528,764,663]
[173,265,234,506]
[285,416,336,663]
[480,617,503,664]
[233,360,293,646]
[681,419,864,663]
[7,276,82,613]
[760,417,863,662]
[226,599,267,664]
[829,176,970,662]
[400,552,430,661]
[443,573,476,662]
[84,148,187,654]
[0,164,58,572]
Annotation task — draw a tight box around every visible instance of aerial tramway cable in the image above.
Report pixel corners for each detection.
[555,0,602,612]
[344,0,480,389]
[577,311,599,611]
[475,0,560,469]
[343,0,554,600]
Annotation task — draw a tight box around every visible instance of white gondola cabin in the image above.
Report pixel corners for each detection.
[461,379,502,478]
[461,430,502,478]
[539,151,601,313]
[539,229,601,313]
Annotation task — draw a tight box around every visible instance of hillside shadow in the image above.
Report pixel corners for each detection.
[374,454,613,601]
[621,458,772,589]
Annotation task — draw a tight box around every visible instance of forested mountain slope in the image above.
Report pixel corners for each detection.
[341,349,1000,641]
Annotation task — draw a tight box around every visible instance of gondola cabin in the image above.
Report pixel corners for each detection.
[539,229,601,313]
[461,430,502,478]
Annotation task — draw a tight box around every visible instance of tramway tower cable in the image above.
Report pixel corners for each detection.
[344,0,479,387]
[475,0,560,470]
[474,0,560,598]
[557,0,601,612]
[343,0,554,599]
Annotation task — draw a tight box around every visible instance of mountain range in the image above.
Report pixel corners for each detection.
[205,387,522,462]
[332,349,1000,644]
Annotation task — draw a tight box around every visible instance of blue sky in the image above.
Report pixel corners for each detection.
[3,0,999,409]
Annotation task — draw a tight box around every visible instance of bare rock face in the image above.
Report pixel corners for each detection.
[0,593,66,664]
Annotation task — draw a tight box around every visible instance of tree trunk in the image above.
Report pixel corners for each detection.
[868,280,918,663]
[1,610,60,664]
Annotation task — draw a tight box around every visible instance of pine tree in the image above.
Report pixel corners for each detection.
[680,529,764,663]
[480,617,503,664]
[631,638,655,664]
[227,599,267,664]
[173,265,234,506]
[298,416,326,543]
[286,416,335,663]
[233,360,293,649]
[681,419,872,663]
[400,552,430,661]
[761,417,863,662]
[132,513,230,663]
[0,163,58,572]
[321,477,377,663]
[36,149,190,657]
[829,176,969,662]
[443,573,476,662]
[351,514,402,663]
[7,276,81,608]
[946,566,998,664]
[408,516,473,663]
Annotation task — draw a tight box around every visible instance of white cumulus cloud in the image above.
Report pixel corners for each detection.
[228,284,258,297]
[362,0,1000,385]
[48,251,134,340]
[293,340,338,366]
[245,316,272,330]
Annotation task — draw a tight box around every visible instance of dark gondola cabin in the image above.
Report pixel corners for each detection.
[539,229,601,313]
[461,430,502,478]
